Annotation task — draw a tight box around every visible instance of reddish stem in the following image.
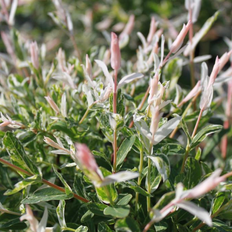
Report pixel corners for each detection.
[0,158,89,203]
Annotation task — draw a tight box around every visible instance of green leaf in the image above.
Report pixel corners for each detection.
[115,217,141,232]
[191,125,222,149]
[96,167,118,204]
[129,185,150,197]
[195,147,202,161]
[117,194,132,206]
[4,175,40,195]
[98,222,112,232]
[148,154,170,182]
[202,128,230,159]
[211,219,232,232]
[152,191,175,211]
[103,205,130,218]
[56,200,67,228]
[163,58,182,90]
[184,157,202,189]
[75,225,88,232]
[212,192,226,215]
[0,214,27,230]
[3,132,39,176]
[53,166,73,197]
[87,203,108,217]
[49,121,75,138]
[154,221,168,232]
[150,175,162,192]
[116,135,136,168]
[21,188,72,204]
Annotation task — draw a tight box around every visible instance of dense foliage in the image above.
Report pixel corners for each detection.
[1,0,232,232]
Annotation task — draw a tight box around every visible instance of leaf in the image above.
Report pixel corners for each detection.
[212,219,232,231]
[4,175,40,195]
[98,222,112,231]
[100,171,139,187]
[150,175,162,192]
[21,188,73,204]
[184,157,202,188]
[87,203,107,217]
[103,205,130,218]
[56,200,67,228]
[95,60,114,88]
[0,214,27,230]
[37,207,48,232]
[153,116,181,145]
[116,135,136,168]
[115,217,141,232]
[153,191,175,210]
[163,58,182,90]
[202,128,230,159]
[118,73,143,89]
[191,124,222,149]
[184,11,219,56]
[177,201,212,226]
[212,192,226,215]
[53,166,73,197]
[129,185,150,197]
[75,225,88,232]
[49,121,75,138]
[148,154,170,182]
[3,132,39,176]
[117,194,132,206]
[96,167,118,204]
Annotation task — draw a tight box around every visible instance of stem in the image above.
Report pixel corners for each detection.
[147,141,153,212]
[191,108,203,138]
[0,209,21,216]
[79,107,90,125]
[113,70,118,173]
[136,148,144,205]
[0,158,89,203]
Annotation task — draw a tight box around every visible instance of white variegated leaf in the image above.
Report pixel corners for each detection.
[153,116,181,145]
[8,0,18,25]
[177,201,212,226]
[137,32,147,49]
[61,93,67,117]
[37,207,48,232]
[95,60,114,89]
[184,12,219,56]
[100,171,139,187]
[193,55,211,63]
[118,73,143,89]
[148,155,170,181]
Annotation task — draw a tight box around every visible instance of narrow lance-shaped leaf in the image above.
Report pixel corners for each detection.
[37,207,48,232]
[117,73,143,89]
[3,132,39,176]
[148,155,170,182]
[184,11,219,56]
[100,171,139,187]
[56,200,67,228]
[4,175,40,195]
[177,201,212,226]
[53,166,73,197]
[153,116,181,145]
[95,59,114,89]
[116,135,136,168]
